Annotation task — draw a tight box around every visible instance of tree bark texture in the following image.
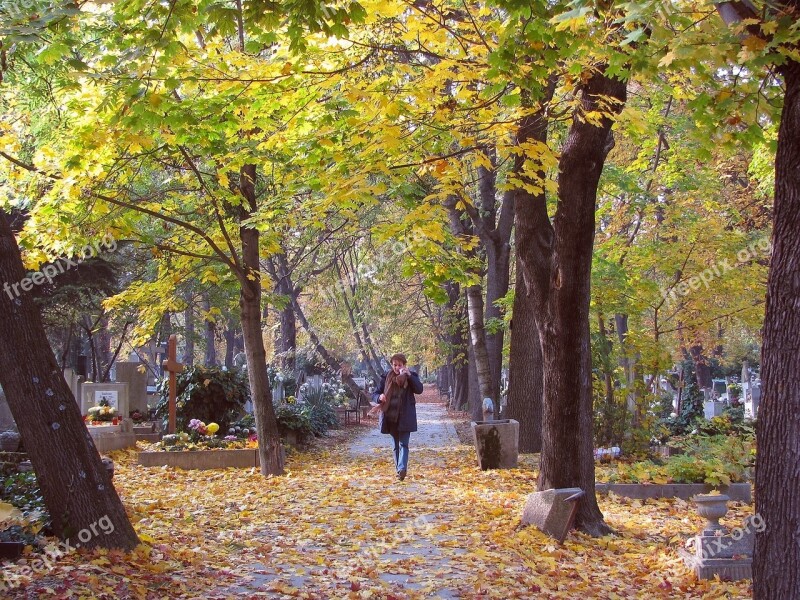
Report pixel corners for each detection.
[184,292,195,367]
[517,71,626,536]
[202,293,218,366]
[753,56,800,600]
[471,158,514,412]
[614,313,641,426]
[444,200,494,420]
[238,165,284,476]
[688,344,713,391]
[466,283,493,405]
[506,258,543,452]
[0,211,139,549]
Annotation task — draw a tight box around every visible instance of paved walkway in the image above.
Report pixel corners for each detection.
[348,401,461,460]
[222,397,469,599]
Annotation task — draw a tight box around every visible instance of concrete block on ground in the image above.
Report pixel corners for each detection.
[139,448,261,470]
[595,483,751,503]
[521,488,585,543]
[471,419,519,470]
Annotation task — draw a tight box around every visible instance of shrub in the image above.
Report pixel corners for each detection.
[605,435,754,485]
[273,400,313,438]
[302,385,339,436]
[1,471,49,531]
[155,366,248,434]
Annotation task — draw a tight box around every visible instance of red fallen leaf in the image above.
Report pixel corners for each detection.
[350,581,361,591]
[658,579,673,590]
[530,585,541,592]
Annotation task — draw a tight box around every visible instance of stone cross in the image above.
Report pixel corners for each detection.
[162,334,184,434]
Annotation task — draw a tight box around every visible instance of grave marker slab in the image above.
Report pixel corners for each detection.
[81,383,129,419]
[521,488,585,543]
[114,361,148,414]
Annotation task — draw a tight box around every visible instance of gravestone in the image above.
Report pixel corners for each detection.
[521,488,585,543]
[0,386,17,432]
[81,383,129,418]
[162,334,184,434]
[745,384,761,419]
[63,368,81,406]
[471,419,519,469]
[703,400,725,420]
[272,380,284,402]
[114,361,148,415]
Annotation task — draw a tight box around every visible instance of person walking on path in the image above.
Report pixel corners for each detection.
[369,353,423,480]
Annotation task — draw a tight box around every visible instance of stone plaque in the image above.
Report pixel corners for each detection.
[521,488,585,543]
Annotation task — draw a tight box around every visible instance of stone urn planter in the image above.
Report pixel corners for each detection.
[0,431,20,453]
[694,494,730,534]
[471,419,519,470]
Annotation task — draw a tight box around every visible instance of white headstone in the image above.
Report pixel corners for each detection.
[81,383,129,419]
[63,368,81,406]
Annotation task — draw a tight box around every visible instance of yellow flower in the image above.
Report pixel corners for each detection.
[206,422,219,435]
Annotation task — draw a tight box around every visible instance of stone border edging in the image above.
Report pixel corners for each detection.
[595,482,751,503]
[139,449,261,470]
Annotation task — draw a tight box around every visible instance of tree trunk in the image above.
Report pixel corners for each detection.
[445,283,470,411]
[598,314,617,446]
[97,314,112,382]
[201,293,217,366]
[466,340,483,421]
[239,164,284,476]
[0,211,139,549]
[335,260,377,380]
[466,283,493,404]
[272,254,297,371]
[506,260,543,452]
[445,199,495,419]
[224,316,238,369]
[688,344,712,391]
[614,313,641,427]
[484,239,511,412]
[753,56,800,600]
[517,71,626,536]
[184,292,195,367]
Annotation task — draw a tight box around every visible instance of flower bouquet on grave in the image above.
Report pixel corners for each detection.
[129,410,147,424]
[87,399,117,423]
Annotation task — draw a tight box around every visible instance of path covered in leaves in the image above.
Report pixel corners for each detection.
[6,391,752,598]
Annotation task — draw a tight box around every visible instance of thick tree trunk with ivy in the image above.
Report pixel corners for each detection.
[0,211,139,549]
[753,54,800,600]
[238,165,284,476]
[517,71,626,536]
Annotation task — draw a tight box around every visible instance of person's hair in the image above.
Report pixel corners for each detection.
[390,353,407,365]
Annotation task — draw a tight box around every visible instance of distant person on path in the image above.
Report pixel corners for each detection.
[368,353,423,481]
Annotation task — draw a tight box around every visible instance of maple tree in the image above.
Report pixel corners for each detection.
[0,0,798,589]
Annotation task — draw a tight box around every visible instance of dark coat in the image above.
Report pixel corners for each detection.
[373,370,423,434]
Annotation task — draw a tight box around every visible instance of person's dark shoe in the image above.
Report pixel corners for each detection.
[397,469,407,481]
